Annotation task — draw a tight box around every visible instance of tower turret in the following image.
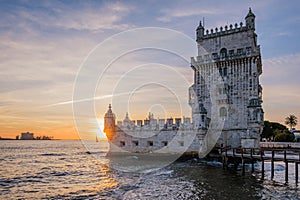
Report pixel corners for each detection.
[245,7,255,30]
[104,104,116,140]
[196,21,205,41]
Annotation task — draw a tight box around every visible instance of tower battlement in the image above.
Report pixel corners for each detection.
[200,23,249,41]
[197,8,256,46]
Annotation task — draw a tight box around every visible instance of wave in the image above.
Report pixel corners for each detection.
[40,153,66,156]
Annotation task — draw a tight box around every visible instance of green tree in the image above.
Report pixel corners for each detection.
[285,114,298,130]
[262,121,289,141]
[274,129,295,142]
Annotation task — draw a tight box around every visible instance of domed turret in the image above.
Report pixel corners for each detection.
[104,104,116,140]
[245,8,255,30]
[196,20,205,41]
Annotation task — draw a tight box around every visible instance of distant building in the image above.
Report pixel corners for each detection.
[290,128,300,142]
[16,135,19,140]
[20,132,34,140]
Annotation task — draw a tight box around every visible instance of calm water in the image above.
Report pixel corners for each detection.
[0,140,299,199]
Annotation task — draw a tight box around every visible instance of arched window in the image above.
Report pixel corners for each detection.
[220,48,227,58]
[223,67,227,76]
[219,107,227,118]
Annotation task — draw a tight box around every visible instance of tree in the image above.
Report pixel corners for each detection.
[274,129,295,142]
[262,121,288,141]
[262,121,273,140]
[285,114,298,130]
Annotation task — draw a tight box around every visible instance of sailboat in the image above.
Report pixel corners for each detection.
[96,136,99,142]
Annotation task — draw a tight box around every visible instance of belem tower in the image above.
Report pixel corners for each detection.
[104,8,264,156]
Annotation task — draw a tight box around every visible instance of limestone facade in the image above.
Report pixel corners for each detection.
[189,8,264,148]
[103,9,264,154]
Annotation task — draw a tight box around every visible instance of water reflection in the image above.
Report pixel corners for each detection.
[1,140,299,199]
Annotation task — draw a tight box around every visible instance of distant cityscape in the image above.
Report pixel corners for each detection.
[0,132,53,140]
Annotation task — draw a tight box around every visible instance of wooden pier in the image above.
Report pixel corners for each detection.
[221,146,300,184]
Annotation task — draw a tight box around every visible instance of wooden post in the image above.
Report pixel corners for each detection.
[242,148,245,176]
[242,158,245,176]
[222,147,225,169]
[261,150,264,179]
[295,163,298,185]
[251,148,254,173]
[233,148,238,169]
[271,150,274,180]
[225,147,228,169]
[222,156,225,169]
[284,150,288,183]
[223,147,228,169]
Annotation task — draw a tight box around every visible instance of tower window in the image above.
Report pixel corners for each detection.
[223,67,227,76]
[219,107,227,118]
[246,47,251,55]
[220,48,227,58]
[147,141,153,146]
[237,48,243,55]
[162,141,168,146]
[219,67,222,76]
[120,141,125,147]
[132,141,139,146]
[212,53,218,59]
[179,141,184,147]
[204,54,209,61]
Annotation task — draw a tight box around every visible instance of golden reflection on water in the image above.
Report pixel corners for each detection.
[97,178,119,191]
[97,165,119,191]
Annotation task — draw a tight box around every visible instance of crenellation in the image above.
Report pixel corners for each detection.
[201,24,249,40]
[109,112,197,132]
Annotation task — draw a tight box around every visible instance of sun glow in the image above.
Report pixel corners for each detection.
[96,118,107,139]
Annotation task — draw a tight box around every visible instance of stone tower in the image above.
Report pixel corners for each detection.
[189,8,264,148]
[104,104,116,140]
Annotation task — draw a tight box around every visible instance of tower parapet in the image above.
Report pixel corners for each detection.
[196,8,256,42]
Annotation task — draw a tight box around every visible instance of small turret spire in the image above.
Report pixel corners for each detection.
[245,7,255,30]
[245,7,255,18]
[196,19,205,41]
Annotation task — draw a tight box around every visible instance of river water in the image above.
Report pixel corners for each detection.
[0,140,299,199]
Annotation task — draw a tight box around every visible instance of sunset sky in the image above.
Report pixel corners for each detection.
[1,0,300,140]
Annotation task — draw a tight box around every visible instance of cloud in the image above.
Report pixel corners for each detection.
[157,7,222,22]
[0,1,135,32]
[1,0,300,138]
